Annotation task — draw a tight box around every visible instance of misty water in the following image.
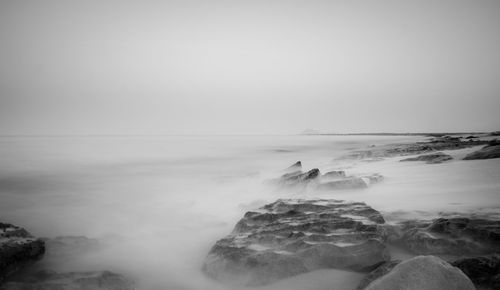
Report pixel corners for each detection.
[1,135,499,290]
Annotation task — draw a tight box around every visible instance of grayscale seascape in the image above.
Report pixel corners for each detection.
[1,1,499,290]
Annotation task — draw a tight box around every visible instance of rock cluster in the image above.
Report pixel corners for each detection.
[0,223,45,283]
[203,199,390,286]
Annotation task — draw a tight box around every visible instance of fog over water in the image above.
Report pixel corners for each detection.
[1,135,499,289]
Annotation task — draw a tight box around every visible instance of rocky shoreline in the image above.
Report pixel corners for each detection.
[2,134,499,289]
[205,134,500,289]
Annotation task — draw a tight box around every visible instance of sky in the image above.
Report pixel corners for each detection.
[0,0,500,135]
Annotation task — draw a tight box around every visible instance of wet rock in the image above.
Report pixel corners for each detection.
[203,199,390,286]
[400,152,453,164]
[357,260,400,290]
[317,174,383,190]
[466,136,478,139]
[322,170,346,180]
[278,168,320,186]
[463,145,500,160]
[364,255,475,290]
[1,270,135,290]
[395,218,500,255]
[0,223,45,283]
[318,177,368,190]
[451,255,500,290]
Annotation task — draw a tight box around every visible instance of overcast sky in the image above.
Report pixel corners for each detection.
[1,0,499,135]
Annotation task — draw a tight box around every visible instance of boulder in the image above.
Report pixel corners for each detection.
[400,152,453,164]
[1,270,135,290]
[452,255,500,290]
[463,145,500,160]
[0,223,45,283]
[203,199,390,286]
[318,178,368,190]
[394,218,500,255]
[364,256,475,290]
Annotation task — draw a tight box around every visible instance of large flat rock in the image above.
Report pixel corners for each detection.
[464,144,500,160]
[203,199,390,286]
[0,223,45,283]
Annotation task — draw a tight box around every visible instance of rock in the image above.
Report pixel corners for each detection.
[1,270,135,290]
[203,199,390,286]
[42,236,100,261]
[464,145,500,160]
[318,174,383,190]
[322,171,346,180]
[395,218,500,255]
[357,260,400,290]
[466,136,478,139]
[285,161,302,172]
[364,255,475,290]
[451,255,500,290]
[0,223,45,283]
[318,177,368,190]
[400,152,453,164]
[277,168,320,186]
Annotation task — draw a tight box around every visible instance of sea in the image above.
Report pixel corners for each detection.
[1,135,499,290]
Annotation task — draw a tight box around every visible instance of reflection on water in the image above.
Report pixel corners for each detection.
[0,135,499,290]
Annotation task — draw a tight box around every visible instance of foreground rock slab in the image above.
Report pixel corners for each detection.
[363,256,475,290]
[203,199,390,286]
[0,223,45,283]
[1,270,135,290]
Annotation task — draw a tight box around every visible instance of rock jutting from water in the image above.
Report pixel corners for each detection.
[203,199,390,286]
[0,222,45,283]
[463,144,500,160]
[400,152,453,164]
[362,255,475,290]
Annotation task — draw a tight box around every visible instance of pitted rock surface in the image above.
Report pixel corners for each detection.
[203,199,390,286]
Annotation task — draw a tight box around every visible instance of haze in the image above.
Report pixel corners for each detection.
[1,0,500,135]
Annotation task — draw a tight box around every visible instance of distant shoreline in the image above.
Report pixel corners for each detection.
[301,132,493,137]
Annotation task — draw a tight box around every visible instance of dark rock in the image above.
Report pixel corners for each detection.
[278,169,320,186]
[363,255,475,290]
[357,260,400,290]
[452,255,500,290]
[395,218,500,255]
[466,136,478,139]
[0,223,45,283]
[1,270,135,290]
[203,199,390,286]
[464,145,500,160]
[322,171,346,180]
[400,152,453,164]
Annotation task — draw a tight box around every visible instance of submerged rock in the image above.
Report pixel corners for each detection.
[285,161,302,172]
[322,170,346,179]
[203,199,390,286]
[0,223,45,283]
[463,145,500,160]
[363,256,475,290]
[400,152,453,164]
[1,270,135,290]
[393,218,500,255]
[451,255,500,290]
[318,177,368,190]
